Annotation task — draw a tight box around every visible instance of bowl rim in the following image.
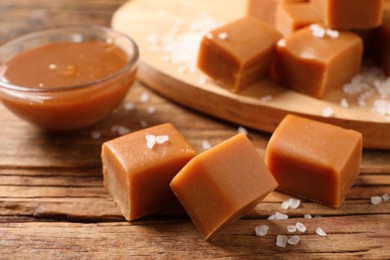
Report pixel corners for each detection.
[0,25,139,93]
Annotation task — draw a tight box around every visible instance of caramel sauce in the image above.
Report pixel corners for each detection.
[0,41,137,130]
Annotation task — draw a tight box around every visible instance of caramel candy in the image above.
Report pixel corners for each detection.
[311,0,383,29]
[274,24,363,98]
[275,2,321,37]
[197,16,282,92]
[372,3,390,75]
[170,134,278,239]
[247,0,307,26]
[101,123,197,221]
[265,115,363,208]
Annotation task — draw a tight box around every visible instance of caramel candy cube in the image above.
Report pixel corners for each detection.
[101,123,197,221]
[170,134,278,239]
[373,3,390,75]
[247,0,307,26]
[265,115,363,208]
[274,24,363,98]
[197,16,282,92]
[311,0,383,29]
[275,2,321,37]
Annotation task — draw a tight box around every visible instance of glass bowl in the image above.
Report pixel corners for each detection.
[0,25,139,130]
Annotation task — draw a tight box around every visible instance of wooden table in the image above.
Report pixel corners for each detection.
[0,1,389,259]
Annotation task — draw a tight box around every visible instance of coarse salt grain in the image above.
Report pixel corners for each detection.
[287,225,297,233]
[296,222,307,233]
[289,199,301,209]
[238,126,248,135]
[276,235,288,248]
[287,235,300,245]
[147,106,157,114]
[90,131,101,140]
[316,227,327,237]
[202,140,212,150]
[310,24,325,38]
[281,200,291,210]
[123,101,135,111]
[271,212,288,220]
[383,193,390,201]
[371,196,383,205]
[340,98,349,108]
[49,64,57,70]
[304,214,312,219]
[117,126,130,136]
[156,135,169,144]
[326,28,339,39]
[217,32,228,40]
[145,134,156,149]
[322,107,335,118]
[255,225,269,236]
[139,92,150,103]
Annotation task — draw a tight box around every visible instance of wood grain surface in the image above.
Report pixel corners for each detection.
[112,0,390,149]
[0,0,389,259]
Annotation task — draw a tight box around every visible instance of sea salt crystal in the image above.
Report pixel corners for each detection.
[146,134,156,149]
[202,140,212,150]
[289,199,301,209]
[316,227,327,237]
[287,225,297,233]
[371,196,383,205]
[217,32,228,40]
[90,131,101,140]
[322,107,335,118]
[383,193,390,201]
[304,214,312,219]
[296,222,307,233]
[326,28,339,39]
[49,64,57,70]
[139,92,150,103]
[340,98,349,108]
[276,235,288,248]
[281,200,291,210]
[272,212,288,220]
[156,135,169,144]
[287,235,300,245]
[123,101,135,111]
[310,24,325,38]
[147,106,156,114]
[238,126,248,135]
[255,225,269,236]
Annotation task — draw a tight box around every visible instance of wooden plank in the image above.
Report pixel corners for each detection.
[0,215,388,259]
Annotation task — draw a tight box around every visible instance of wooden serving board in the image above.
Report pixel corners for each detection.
[112,0,390,149]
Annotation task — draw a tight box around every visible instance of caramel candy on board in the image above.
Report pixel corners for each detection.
[311,0,383,29]
[170,134,278,239]
[197,16,282,92]
[274,24,363,98]
[101,123,197,221]
[275,2,321,37]
[265,115,363,208]
[247,0,307,26]
[373,2,390,75]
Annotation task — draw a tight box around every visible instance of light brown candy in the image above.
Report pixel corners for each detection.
[275,2,321,37]
[170,134,278,239]
[247,0,307,26]
[311,0,383,29]
[265,114,363,208]
[197,16,282,92]
[274,24,363,98]
[101,123,197,221]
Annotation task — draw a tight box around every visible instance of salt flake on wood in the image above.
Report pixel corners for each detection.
[255,225,269,236]
[287,225,297,233]
[371,196,383,205]
[287,235,300,245]
[383,193,389,201]
[276,235,288,248]
[322,107,335,118]
[296,222,307,232]
[316,227,327,237]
